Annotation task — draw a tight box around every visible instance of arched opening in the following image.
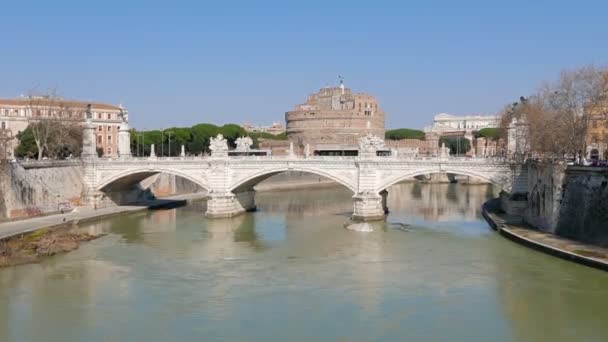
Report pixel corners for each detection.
[231,169,356,194]
[377,170,505,195]
[378,170,503,222]
[590,148,600,160]
[98,170,208,206]
[220,170,357,218]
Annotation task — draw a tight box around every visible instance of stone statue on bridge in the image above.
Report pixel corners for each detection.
[209,134,229,156]
[358,134,385,153]
[235,136,253,152]
[439,142,451,159]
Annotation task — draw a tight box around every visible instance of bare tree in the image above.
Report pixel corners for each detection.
[26,89,82,160]
[499,65,608,160]
[545,66,607,155]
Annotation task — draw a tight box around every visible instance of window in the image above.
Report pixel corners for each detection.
[108,135,112,143]
[364,110,372,116]
[107,147,112,155]
[98,126,102,132]
[97,135,102,144]
[3,109,8,116]
[1,122,5,129]
[107,113,112,120]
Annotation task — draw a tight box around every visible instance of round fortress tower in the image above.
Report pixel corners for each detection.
[285,82,386,151]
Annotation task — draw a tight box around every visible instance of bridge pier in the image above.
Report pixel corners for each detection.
[205,191,256,218]
[352,190,388,222]
[82,187,112,209]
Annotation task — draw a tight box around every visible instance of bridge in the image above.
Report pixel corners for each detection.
[81,133,521,221]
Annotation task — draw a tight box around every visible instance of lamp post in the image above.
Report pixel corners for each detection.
[161,129,164,158]
[166,131,173,157]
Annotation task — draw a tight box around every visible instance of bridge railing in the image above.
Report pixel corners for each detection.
[14,159,82,169]
[85,155,510,164]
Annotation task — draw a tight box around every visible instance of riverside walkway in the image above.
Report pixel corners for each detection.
[0,193,206,241]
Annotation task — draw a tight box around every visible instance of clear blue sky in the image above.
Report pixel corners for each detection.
[1,0,606,130]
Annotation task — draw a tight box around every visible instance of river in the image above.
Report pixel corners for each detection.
[1,182,608,341]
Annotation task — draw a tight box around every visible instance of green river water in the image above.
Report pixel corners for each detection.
[1,182,608,341]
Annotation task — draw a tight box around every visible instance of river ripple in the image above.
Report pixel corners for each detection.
[1,182,608,341]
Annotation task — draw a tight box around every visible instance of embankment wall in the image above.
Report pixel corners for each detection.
[524,161,608,247]
[0,162,84,220]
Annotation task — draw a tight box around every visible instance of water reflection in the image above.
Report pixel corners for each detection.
[388,182,499,222]
[1,183,608,341]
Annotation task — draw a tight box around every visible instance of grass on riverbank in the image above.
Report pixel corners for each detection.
[0,226,102,267]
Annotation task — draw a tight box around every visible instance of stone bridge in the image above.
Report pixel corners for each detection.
[82,154,519,221]
[77,126,521,220]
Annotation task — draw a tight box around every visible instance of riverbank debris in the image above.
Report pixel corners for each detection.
[0,227,103,268]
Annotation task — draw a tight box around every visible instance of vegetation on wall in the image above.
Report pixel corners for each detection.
[385,128,425,140]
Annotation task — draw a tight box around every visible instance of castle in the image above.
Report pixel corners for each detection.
[262,80,385,155]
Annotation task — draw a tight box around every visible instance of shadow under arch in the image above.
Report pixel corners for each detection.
[230,168,357,194]
[97,168,210,192]
[376,169,506,194]
[96,168,209,205]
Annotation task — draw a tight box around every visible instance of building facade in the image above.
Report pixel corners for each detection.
[423,113,500,134]
[0,97,127,158]
[285,82,386,153]
[586,103,608,160]
[242,122,285,135]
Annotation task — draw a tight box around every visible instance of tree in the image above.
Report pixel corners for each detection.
[476,128,502,141]
[46,121,82,158]
[385,128,425,140]
[25,90,81,160]
[219,124,247,147]
[499,65,608,159]
[15,126,38,158]
[439,136,471,155]
[165,127,192,156]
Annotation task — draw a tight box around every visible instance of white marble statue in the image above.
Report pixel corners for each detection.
[358,133,386,152]
[439,142,451,158]
[235,136,253,152]
[209,134,228,153]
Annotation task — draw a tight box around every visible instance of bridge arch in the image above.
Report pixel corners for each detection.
[376,168,509,194]
[229,167,357,193]
[96,167,210,192]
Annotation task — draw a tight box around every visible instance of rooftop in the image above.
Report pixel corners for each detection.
[0,97,123,111]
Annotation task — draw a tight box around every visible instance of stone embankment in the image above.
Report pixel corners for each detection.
[522,162,608,247]
[483,161,608,270]
[483,198,608,271]
[0,161,84,220]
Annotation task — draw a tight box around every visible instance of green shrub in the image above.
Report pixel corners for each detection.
[385,128,425,140]
[476,128,502,140]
